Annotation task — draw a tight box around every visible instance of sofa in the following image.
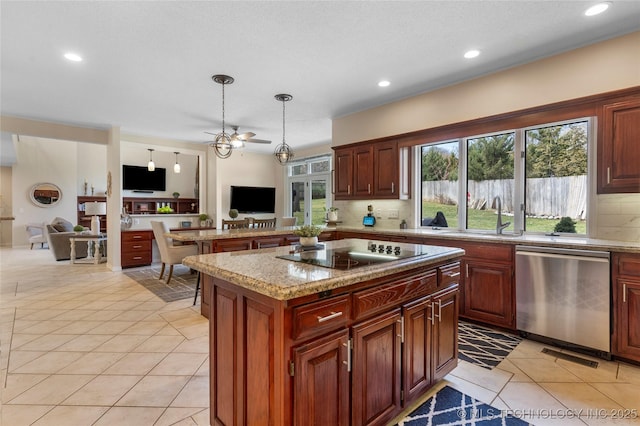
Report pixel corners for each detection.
[45,217,88,261]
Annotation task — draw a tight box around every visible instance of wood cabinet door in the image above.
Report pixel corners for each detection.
[335,148,354,199]
[402,296,432,405]
[432,286,459,381]
[373,141,398,197]
[616,279,640,359]
[353,145,374,197]
[463,260,515,329]
[293,329,350,426]
[252,236,284,249]
[352,308,402,426]
[599,98,640,193]
[215,238,252,252]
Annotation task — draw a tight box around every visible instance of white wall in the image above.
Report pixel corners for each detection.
[214,150,282,226]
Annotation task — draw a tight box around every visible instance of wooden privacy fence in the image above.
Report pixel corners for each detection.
[422,175,587,219]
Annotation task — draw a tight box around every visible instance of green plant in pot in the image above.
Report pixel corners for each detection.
[199,213,209,227]
[293,225,323,247]
[73,225,85,233]
[554,216,577,233]
[172,191,180,199]
[228,209,239,219]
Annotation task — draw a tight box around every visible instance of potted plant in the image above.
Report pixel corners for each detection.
[228,209,239,219]
[199,213,209,227]
[326,206,339,222]
[73,225,85,233]
[293,224,323,247]
[172,191,180,199]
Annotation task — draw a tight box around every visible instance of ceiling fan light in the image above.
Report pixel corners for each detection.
[231,139,244,149]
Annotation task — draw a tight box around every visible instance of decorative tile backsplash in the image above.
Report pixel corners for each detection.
[596,193,640,242]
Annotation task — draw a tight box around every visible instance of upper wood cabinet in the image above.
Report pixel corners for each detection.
[598,97,640,193]
[334,140,409,200]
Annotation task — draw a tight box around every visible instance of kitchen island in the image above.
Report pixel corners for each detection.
[183,238,464,426]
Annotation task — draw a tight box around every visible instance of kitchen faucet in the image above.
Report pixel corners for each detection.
[495,196,510,234]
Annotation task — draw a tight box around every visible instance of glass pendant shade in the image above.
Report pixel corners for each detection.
[173,152,181,173]
[147,149,155,171]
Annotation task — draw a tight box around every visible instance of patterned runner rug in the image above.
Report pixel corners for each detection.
[124,264,197,302]
[396,386,531,425]
[458,321,522,369]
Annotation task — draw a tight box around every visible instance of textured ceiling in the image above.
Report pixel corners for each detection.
[1,1,639,157]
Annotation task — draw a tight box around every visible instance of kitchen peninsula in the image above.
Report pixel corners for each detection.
[182,238,464,426]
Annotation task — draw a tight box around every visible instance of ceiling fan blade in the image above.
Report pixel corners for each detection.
[246,138,272,144]
[237,132,256,141]
[204,131,217,136]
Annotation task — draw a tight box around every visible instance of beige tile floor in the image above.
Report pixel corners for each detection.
[2,246,640,425]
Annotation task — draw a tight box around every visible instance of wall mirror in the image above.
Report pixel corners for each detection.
[29,183,62,207]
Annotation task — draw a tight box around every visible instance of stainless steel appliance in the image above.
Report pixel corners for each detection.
[515,246,611,354]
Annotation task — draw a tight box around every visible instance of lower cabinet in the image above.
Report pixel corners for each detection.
[613,253,640,362]
[121,230,153,268]
[463,260,514,328]
[206,260,461,426]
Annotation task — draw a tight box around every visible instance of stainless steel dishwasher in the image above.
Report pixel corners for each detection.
[515,246,611,354]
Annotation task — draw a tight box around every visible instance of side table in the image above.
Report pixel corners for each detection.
[70,234,107,264]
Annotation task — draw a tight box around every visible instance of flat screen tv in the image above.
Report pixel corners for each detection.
[122,165,166,192]
[230,185,276,214]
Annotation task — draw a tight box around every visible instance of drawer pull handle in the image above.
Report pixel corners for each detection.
[623,283,627,303]
[133,256,142,260]
[133,245,142,249]
[317,311,343,323]
[449,272,460,278]
[133,236,142,239]
[434,300,442,322]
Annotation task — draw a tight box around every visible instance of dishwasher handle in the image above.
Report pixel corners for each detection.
[515,245,609,259]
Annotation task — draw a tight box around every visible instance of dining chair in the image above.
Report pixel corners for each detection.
[150,221,198,284]
[252,218,277,228]
[280,217,297,226]
[221,219,250,229]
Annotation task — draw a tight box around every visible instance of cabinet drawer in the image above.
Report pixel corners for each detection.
[292,295,350,341]
[353,270,437,321]
[617,254,640,277]
[122,231,152,242]
[439,262,461,287]
[462,243,513,262]
[122,240,151,254]
[121,251,151,267]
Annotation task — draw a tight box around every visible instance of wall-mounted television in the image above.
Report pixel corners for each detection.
[122,165,166,192]
[230,185,276,214]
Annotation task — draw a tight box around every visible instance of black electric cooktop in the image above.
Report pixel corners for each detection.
[276,241,430,270]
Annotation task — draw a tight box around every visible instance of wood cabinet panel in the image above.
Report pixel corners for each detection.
[353,270,437,321]
[598,97,640,193]
[215,238,253,252]
[212,286,238,426]
[463,260,514,328]
[253,236,285,249]
[354,145,374,197]
[373,141,398,197]
[293,329,350,426]
[352,308,402,426]
[402,296,432,404]
[335,148,354,198]
[432,286,459,381]
[613,252,640,362]
[121,230,153,268]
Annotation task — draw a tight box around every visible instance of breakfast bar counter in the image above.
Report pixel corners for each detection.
[183,239,464,426]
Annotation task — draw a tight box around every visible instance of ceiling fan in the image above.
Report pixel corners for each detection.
[205,126,271,148]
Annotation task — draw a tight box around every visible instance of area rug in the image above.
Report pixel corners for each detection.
[458,321,522,369]
[396,386,531,425]
[124,264,197,302]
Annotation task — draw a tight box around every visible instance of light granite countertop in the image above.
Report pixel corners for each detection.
[182,238,464,301]
[168,226,326,242]
[168,225,639,253]
[337,227,640,254]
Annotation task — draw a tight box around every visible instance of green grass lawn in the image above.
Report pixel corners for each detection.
[422,201,586,234]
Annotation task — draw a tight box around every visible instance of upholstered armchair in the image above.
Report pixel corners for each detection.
[45,217,88,261]
[25,222,47,249]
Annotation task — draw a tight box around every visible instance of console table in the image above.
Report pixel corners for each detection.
[70,234,107,264]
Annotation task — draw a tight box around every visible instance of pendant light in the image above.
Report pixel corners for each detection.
[173,152,181,173]
[210,74,234,159]
[274,94,294,165]
[147,148,155,171]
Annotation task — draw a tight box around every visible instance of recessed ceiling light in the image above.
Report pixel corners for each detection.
[378,80,390,87]
[64,52,83,62]
[585,2,611,16]
[464,50,480,59]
